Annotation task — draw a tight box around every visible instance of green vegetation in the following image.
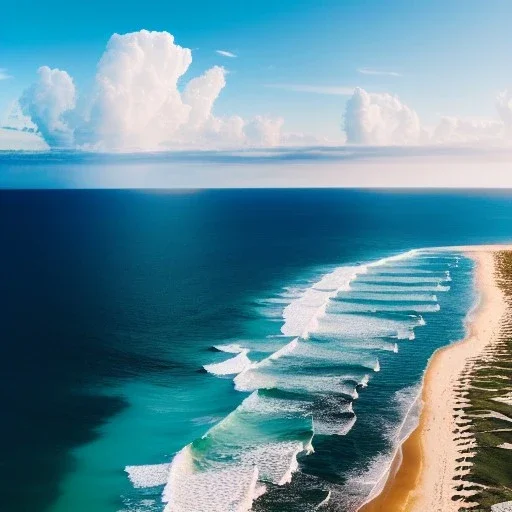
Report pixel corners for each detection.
[456,251,512,511]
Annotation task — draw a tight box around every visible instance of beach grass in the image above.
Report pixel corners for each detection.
[456,251,512,510]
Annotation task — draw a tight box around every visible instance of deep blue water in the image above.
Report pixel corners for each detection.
[1,189,512,512]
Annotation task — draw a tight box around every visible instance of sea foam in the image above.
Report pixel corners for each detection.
[213,343,246,353]
[127,248,455,509]
[125,463,170,488]
[281,266,365,337]
[203,349,252,375]
[162,446,260,512]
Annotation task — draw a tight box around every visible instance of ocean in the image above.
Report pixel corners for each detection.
[1,189,512,512]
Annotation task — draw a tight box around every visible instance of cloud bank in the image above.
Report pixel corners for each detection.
[344,87,512,146]
[6,30,512,152]
[3,146,512,188]
[17,30,286,152]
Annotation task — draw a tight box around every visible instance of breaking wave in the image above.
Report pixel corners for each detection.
[125,247,461,511]
[203,349,252,375]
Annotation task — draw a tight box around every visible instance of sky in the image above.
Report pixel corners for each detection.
[1,0,512,173]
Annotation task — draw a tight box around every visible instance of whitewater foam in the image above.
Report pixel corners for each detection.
[316,489,332,509]
[203,350,252,375]
[238,390,312,417]
[235,371,360,399]
[125,463,170,488]
[355,384,422,508]
[263,339,387,370]
[339,291,439,302]
[213,343,246,354]
[127,247,458,510]
[162,446,261,512]
[314,414,358,436]
[351,283,450,292]
[243,441,304,485]
[329,300,440,314]
[281,266,365,337]
[268,337,299,360]
[314,313,421,340]
[366,267,446,275]
[357,275,450,284]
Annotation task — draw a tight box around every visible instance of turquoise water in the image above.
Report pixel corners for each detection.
[1,189,510,512]
[51,250,474,512]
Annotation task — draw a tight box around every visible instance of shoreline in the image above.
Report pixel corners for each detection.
[359,244,510,512]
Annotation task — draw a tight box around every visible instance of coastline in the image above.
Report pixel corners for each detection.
[359,244,510,512]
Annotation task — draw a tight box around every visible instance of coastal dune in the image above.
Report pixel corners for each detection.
[360,245,512,512]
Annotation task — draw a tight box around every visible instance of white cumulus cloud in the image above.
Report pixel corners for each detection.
[77,30,192,150]
[18,30,286,152]
[2,101,39,132]
[20,66,76,148]
[0,101,48,150]
[0,128,49,150]
[344,87,512,146]
[183,66,227,129]
[432,117,505,145]
[344,87,423,145]
[245,116,284,147]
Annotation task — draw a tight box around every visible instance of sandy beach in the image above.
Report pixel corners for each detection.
[359,244,512,512]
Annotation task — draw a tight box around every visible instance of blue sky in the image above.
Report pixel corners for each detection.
[2,0,512,141]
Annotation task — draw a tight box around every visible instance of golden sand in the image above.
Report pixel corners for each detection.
[358,427,422,511]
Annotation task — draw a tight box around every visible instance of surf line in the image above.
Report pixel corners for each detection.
[126,248,450,510]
